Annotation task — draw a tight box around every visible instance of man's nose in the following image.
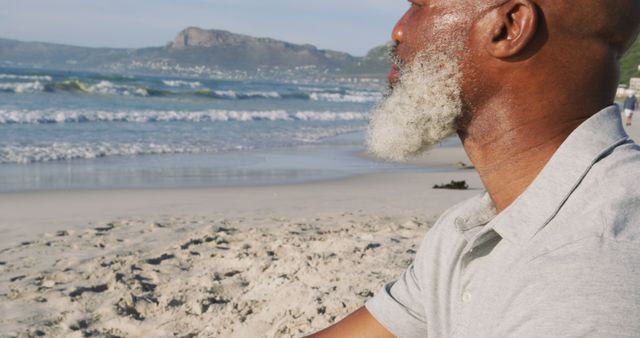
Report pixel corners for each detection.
[392,18,405,43]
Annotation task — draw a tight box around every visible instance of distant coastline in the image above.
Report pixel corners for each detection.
[0,27,391,84]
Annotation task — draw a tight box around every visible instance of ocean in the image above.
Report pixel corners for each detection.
[0,67,434,191]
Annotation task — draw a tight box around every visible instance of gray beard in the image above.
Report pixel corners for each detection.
[366,49,463,162]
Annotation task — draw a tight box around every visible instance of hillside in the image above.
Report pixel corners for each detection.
[0,28,372,81]
[621,37,640,85]
[166,27,355,70]
[342,43,392,76]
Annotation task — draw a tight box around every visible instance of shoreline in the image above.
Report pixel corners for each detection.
[0,130,468,193]
[0,169,480,250]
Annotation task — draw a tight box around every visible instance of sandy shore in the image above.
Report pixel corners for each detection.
[0,144,481,338]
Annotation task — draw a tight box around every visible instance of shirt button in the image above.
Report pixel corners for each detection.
[462,290,472,303]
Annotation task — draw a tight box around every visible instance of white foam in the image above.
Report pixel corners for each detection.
[162,80,202,88]
[0,109,370,124]
[209,90,281,99]
[241,91,281,99]
[285,125,366,143]
[0,81,45,93]
[213,90,238,99]
[87,81,149,97]
[309,92,382,103]
[0,142,204,164]
[0,74,53,81]
[293,111,369,121]
[0,124,367,164]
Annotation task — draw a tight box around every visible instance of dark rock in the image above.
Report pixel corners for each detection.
[433,180,469,190]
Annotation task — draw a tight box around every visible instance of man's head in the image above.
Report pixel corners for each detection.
[629,89,637,97]
[368,0,640,161]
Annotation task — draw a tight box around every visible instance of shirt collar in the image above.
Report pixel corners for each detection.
[454,193,496,241]
[490,105,630,245]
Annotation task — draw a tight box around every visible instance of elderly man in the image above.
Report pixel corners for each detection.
[307,0,640,337]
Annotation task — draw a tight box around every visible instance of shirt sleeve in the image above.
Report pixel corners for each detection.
[364,197,476,338]
[365,263,428,338]
[495,238,640,338]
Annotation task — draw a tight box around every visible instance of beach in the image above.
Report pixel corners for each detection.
[1,64,637,338]
[0,66,476,337]
[0,143,482,337]
[2,120,638,337]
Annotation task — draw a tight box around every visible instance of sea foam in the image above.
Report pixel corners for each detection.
[0,109,370,124]
[162,80,202,88]
[309,91,382,103]
[0,74,53,81]
[0,81,46,93]
[0,124,366,164]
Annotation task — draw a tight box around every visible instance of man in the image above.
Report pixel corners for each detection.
[624,90,637,126]
[307,0,640,337]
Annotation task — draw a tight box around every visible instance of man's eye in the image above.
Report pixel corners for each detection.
[409,0,424,8]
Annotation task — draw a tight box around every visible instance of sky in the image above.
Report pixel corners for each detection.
[1,0,408,56]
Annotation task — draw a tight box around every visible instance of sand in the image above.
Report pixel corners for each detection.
[0,143,480,338]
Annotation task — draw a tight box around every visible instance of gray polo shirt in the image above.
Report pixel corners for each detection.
[366,105,640,338]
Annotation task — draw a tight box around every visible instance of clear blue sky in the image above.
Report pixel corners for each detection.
[1,0,408,56]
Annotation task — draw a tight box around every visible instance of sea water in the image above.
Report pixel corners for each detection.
[0,67,436,191]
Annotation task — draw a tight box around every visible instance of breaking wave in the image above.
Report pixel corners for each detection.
[194,89,282,100]
[309,91,383,103]
[43,80,151,97]
[162,80,202,88]
[0,109,370,124]
[0,142,204,164]
[0,124,366,164]
[0,81,46,93]
[0,74,53,81]
[0,78,382,103]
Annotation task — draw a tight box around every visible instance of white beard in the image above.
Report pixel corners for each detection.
[367,49,463,162]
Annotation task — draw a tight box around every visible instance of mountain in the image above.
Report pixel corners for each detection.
[167,27,355,69]
[0,28,387,82]
[342,43,392,76]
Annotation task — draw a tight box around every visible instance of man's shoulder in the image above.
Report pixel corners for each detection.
[584,140,640,235]
[540,142,640,248]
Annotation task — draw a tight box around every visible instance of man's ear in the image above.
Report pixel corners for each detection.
[485,0,539,59]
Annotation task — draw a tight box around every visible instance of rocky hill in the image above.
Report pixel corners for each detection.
[0,28,386,82]
[342,43,392,76]
[164,27,355,70]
